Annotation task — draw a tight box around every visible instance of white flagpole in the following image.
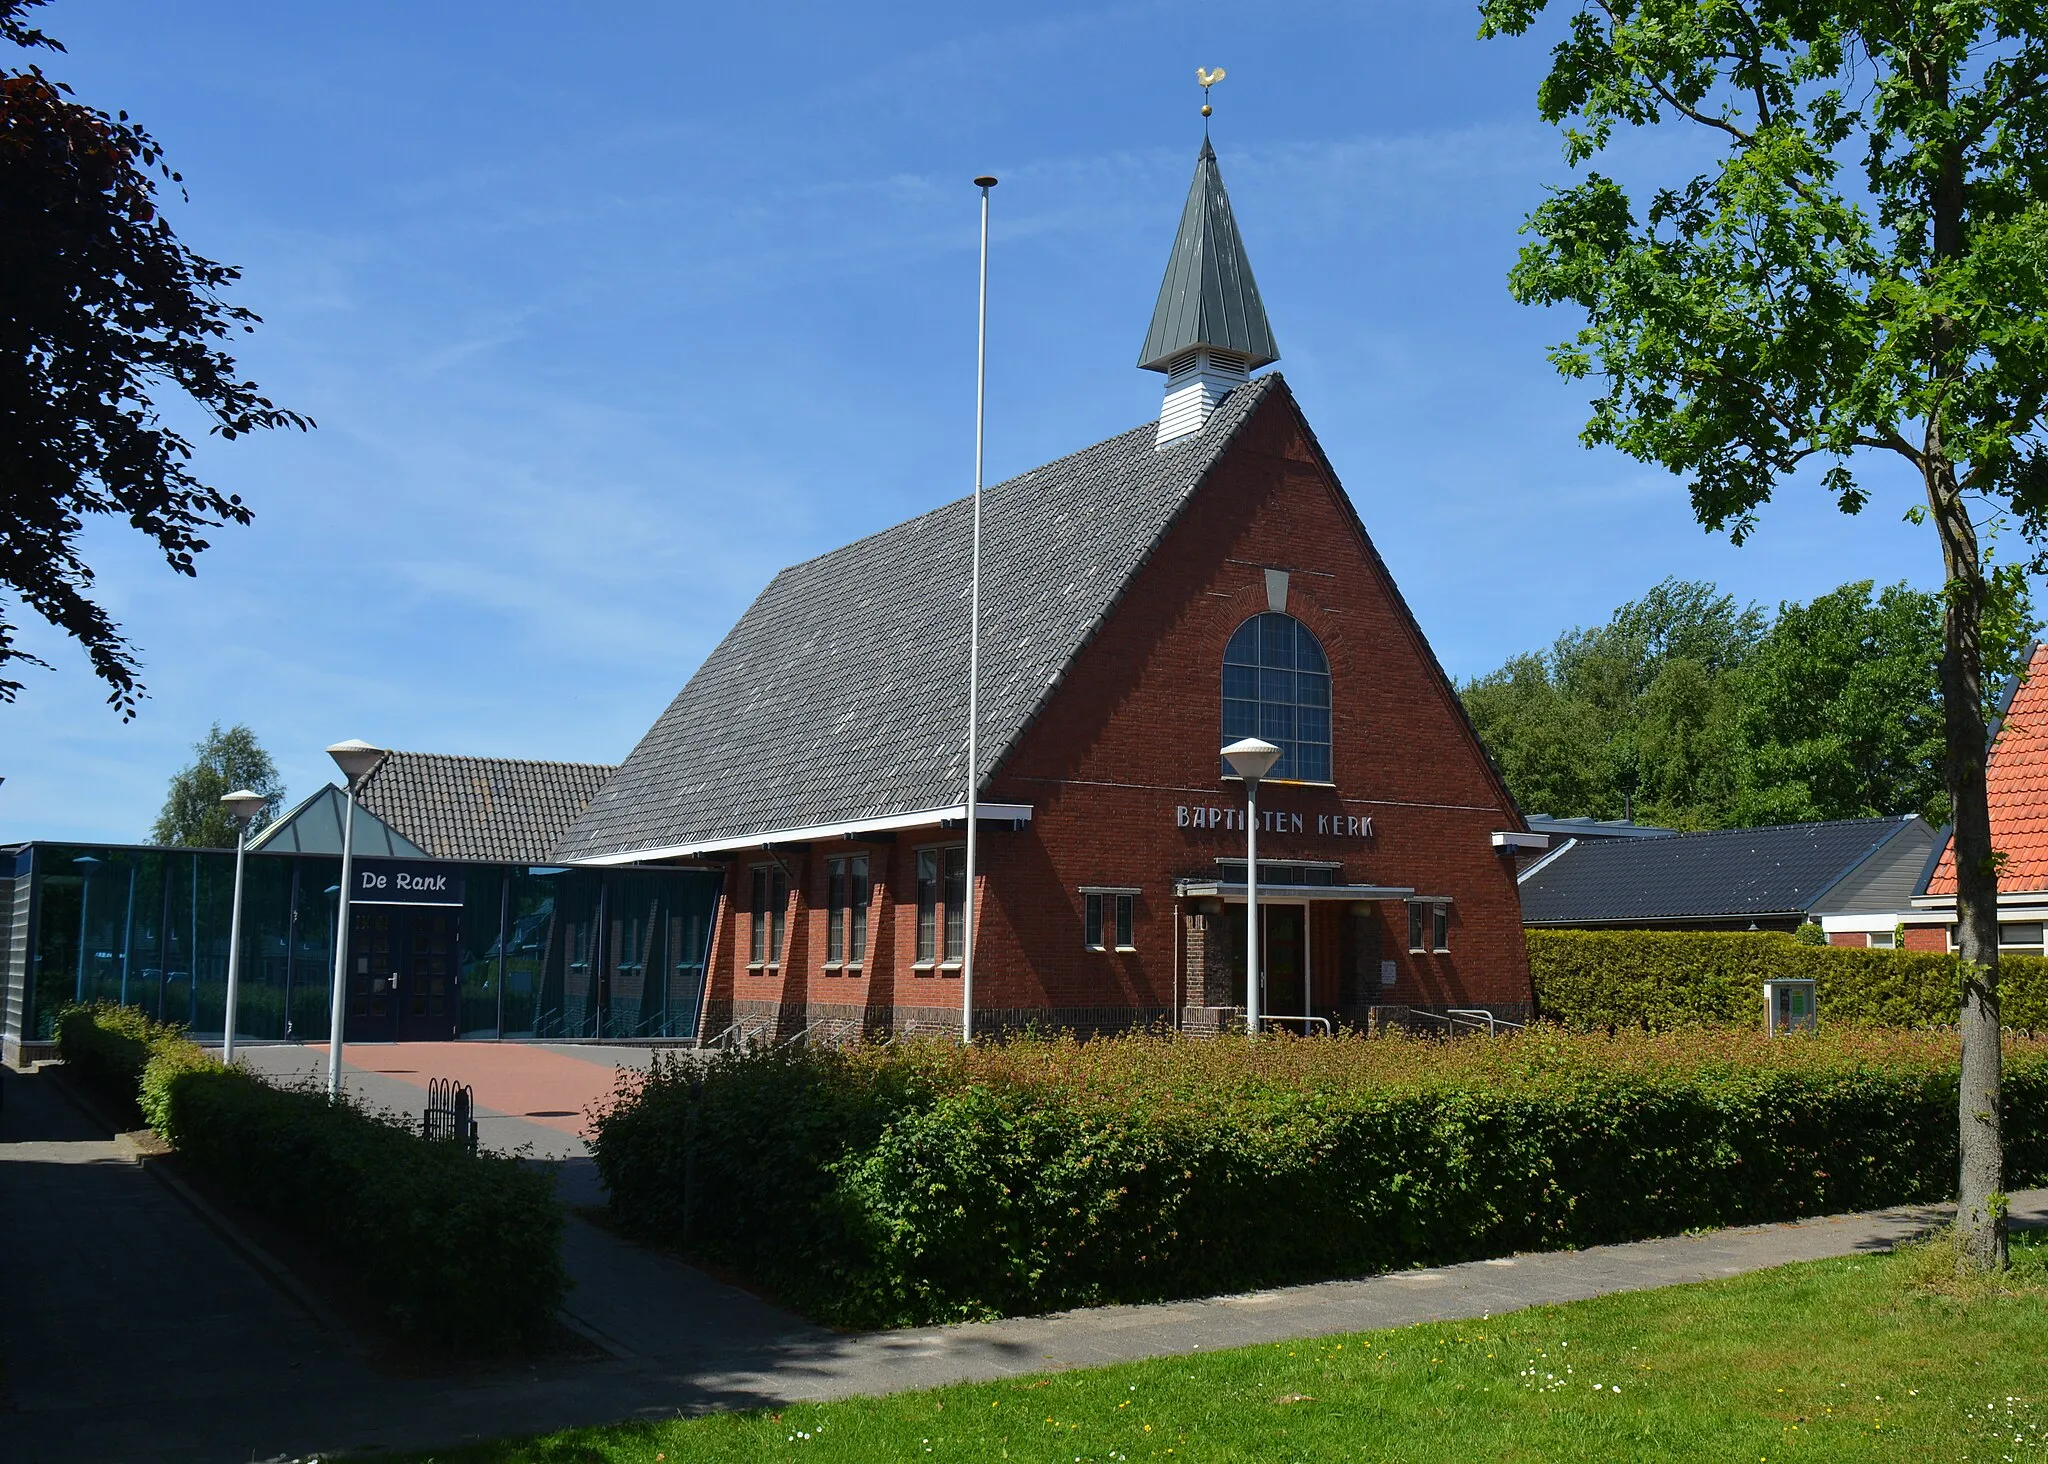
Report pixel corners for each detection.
[963,174,996,1045]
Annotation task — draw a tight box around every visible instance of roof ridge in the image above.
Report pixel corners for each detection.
[372,750,619,771]
[1567,814,1908,845]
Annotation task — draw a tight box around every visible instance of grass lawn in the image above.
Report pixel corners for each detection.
[406,1232,2048,1463]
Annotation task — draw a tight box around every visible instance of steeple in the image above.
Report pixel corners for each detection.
[1139,137,1279,447]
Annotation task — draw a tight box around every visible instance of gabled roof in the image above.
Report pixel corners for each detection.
[248,784,430,858]
[1518,815,1927,925]
[1924,640,2048,896]
[554,375,1284,862]
[1137,139,1279,372]
[355,751,616,863]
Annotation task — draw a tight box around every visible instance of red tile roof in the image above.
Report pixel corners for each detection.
[1926,641,2048,895]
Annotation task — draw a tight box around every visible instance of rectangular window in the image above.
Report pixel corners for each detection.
[750,865,787,966]
[1431,903,1449,953]
[942,846,967,964]
[824,854,871,968]
[916,850,938,965]
[849,855,869,965]
[826,858,847,965]
[1084,893,1104,950]
[1407,900,1426,954]
[1999,921,2043,951]
[1867,930,1897,949]
[1114,893,1134,950]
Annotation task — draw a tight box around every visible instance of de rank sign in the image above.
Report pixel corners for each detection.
[351,858,465,907]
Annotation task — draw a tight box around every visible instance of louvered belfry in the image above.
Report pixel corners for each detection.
[1139,138,1279,446]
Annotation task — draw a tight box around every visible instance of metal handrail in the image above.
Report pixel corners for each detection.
[700,1015,773,1052]
[775,1016,865,1051]
[1406,1007,1522,1036]
[1260,1014,1334,1036]
[879,1019,940,1046]
[1446,1007,1523,1035]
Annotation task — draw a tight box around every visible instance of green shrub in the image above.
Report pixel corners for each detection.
[56,1002,187,1120]
[1527,929,2048,1031]
[137,1034,222,1133]
[592,1030,2048,1328]
[149,1053,567,1349]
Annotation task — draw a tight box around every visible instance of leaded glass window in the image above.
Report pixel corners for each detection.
[1221,612,1331,782]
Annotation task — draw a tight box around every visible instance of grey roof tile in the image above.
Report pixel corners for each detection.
[351,752,615,863]
[1518,816,1919,924]
[555,375,1282,861]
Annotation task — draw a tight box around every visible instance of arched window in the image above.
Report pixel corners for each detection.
[1222,612,1331,782]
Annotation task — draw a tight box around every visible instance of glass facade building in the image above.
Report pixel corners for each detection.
[0,842,719,1054]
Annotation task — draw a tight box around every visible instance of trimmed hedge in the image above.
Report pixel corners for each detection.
[56,1002,187,1121]
[58,1004,567,1349]
[1528,930,2048,1032]
[154,1063,567,1347]
[592,1030,2048,1328]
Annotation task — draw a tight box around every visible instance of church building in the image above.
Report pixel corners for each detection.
[552,139,1540,1040]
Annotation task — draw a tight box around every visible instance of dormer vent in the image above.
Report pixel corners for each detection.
[1139,138,1278,448]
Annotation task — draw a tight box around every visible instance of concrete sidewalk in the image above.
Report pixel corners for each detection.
[3,1058,2041,1463]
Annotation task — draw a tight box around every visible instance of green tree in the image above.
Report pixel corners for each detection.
[1730,577,2043,823]
[150,723,283,847]
[1462,577,1756,826]
[2,1,309,718]
[1479,0,2048,1267]
[1464,651,1616,816]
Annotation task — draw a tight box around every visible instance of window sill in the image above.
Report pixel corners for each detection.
[1115,945,1137,953]
[939,963,963,975]
[1085,943,1105,952]
[822,961,843,971]
[912,962,937,974]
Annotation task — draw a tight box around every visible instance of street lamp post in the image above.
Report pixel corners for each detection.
[324,740,386,1099]
[72,855,102,1004]
[218,789,269,1063]
[1221,737,1282,1036]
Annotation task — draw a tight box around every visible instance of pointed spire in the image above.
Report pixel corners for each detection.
[1138,138,1279,374]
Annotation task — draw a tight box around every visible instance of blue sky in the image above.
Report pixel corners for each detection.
[4,0,1966,841]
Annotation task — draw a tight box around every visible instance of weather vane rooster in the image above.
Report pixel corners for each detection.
[1197,65,1226,127]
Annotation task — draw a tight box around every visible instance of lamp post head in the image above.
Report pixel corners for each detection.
[326,739,386,788]
[1222,737,1282,785]
[220,789,268,827]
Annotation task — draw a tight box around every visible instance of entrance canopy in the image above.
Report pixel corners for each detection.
[1175,878,1420,904]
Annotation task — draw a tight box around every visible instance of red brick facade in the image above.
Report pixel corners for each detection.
[696,389,1533,1040]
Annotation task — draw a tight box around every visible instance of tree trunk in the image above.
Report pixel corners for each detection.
[1930,466,2007,1273]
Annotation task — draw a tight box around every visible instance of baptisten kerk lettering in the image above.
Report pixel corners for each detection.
[1175,804,1375,838]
